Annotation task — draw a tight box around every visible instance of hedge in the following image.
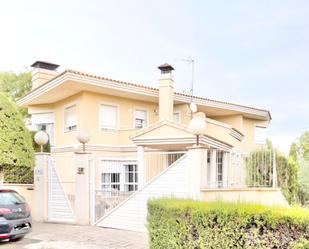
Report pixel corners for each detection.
[0,92,35,183]
[148,199,309,249]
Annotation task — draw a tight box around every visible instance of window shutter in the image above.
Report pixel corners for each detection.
[64,105,77,129]
[101,105,117,129]
[255,126,267,144]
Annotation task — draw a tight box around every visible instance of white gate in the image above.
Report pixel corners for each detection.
[48,157,75,222]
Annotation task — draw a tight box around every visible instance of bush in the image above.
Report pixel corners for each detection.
[148,199,309,249]
[0,92,35,183]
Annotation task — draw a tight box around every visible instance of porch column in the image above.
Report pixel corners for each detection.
[210,149,217,188]
[33,153,50,222]
[187,145,208,200]
[222,152,229,188]
[137,146,146,190]
[75,152,91,225]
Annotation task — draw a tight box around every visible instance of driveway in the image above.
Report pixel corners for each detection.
[1,222,148,249]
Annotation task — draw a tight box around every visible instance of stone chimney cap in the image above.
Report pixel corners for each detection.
[157,63,175,72]
[31,61,60,70]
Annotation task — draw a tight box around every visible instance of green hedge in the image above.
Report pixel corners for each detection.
[148,199,309,249]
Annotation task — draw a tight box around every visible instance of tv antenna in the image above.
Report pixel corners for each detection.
[177,57,195,96]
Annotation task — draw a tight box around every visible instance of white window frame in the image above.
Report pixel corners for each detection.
[31,112,55,146]
[100,103,119,131]
[64,105,77,133]
[254,125,267,145]
[100,159,138,193]
[134,108,148,129]
[173,111,181,123]
[124,163,138,192]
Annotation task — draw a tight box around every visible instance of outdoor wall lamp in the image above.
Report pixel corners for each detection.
[76,130,91,152]
[34,131,49,152]
[188,112,207,146]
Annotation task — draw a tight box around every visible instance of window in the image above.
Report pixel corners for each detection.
[101,173,121,191]
[64,105,77,132]
[173,112,180,123]
[124,164,138,191]
[216,151,223,187]
[255,126,267,144]
[101,160,138,193]
[31,113,55,146]
[100,104,118,130]
[134,109,147,129]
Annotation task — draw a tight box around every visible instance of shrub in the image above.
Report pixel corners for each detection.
[148,199,309,249]
[0,92,35,183]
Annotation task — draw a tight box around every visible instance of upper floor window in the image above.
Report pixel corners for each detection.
[255,126,267,144]
[135,109,147,129]
[64,105,77,132]
[100,104,118,130]
[173,111,180,123]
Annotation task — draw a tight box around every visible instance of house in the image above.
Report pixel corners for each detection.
[17,61,287,232]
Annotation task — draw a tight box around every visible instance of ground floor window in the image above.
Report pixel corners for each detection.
[101,160,138,192]
[124,164,138,191]
[101,173,121,191]
[216,151,224,187]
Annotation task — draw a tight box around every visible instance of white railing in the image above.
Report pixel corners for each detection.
[93,151,186,222]
[205,149,277,189]
[143,151,186,183]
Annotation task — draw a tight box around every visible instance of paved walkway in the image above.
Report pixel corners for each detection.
[1,222,148,249]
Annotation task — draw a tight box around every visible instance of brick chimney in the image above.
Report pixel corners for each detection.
[31,61,60,89]
[158,63,174,121]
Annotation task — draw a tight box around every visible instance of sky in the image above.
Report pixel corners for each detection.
[0,0,308,154]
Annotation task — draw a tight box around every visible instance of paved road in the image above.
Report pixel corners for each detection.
[1,222,148,249]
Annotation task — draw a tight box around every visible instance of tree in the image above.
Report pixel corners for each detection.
[0,71,32,99]
[0,92,34,183]
[296,132,309,206]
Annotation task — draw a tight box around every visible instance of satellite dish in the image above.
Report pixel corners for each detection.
[190,102,197,113]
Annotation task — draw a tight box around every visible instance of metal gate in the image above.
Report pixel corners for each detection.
[47,156,75,222]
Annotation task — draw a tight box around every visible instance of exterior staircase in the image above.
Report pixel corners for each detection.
[48,158,75,222]
[96,155,188,232]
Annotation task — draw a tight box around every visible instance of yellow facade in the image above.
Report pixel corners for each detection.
[28,90,268,152]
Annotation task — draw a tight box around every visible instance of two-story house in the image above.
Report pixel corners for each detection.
[18,61,286,231]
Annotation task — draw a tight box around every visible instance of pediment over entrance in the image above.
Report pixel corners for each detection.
[131,120,233,151]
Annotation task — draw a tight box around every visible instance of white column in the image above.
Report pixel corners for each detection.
[75,152,91,225]
[137,146,145,190]
[33,153,50,222]
[186,145,208,200]
[210,149,217,188]
[222,152,229,188]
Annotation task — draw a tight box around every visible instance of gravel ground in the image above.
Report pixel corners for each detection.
[1,222,148,249]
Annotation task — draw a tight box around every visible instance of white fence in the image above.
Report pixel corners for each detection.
[92,151,185,223]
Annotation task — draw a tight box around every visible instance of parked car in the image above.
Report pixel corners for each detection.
[0,189,31,241]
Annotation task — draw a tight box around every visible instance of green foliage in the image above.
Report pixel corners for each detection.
[0,71,32,117]
[0,71,32,99]
[245,143,298,203]
[293,238,309,249]
[148,199,309,249]
[0,92,35,183]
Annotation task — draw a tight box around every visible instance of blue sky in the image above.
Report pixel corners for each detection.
[0,0,308,154]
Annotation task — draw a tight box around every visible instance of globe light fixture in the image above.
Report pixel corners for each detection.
[34,131,49,152]
[189,102,197,113]
[76,130,91,152]
[188,112,207,146]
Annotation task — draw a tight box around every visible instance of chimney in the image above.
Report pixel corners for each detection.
[158,63,175,121]
[31,61,60,89]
